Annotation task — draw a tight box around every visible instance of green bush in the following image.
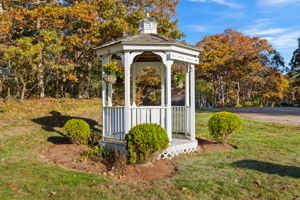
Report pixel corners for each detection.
[208,111,242,143]
[125,123,169,164]
[243,101,253,107]
[234,104,242,108]
[63,119,91,144]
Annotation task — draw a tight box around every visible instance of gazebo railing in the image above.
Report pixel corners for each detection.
[103,106,190,140]
[103,106,125,140]
[130,106,167,129]
[172,106,191,136]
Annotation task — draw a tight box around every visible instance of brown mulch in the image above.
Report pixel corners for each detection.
[40,144,177,182]
[197,138,236,152]
[40,144,108,174]
[40,138,234,181]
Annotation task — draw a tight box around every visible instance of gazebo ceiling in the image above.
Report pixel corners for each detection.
[134,51,162,62]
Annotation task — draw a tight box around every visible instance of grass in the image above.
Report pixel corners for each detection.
[0,98,300,200]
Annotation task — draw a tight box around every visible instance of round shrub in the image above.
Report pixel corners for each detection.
[208,111,242,143]
[63,119,91,144]
[125,123,169,164]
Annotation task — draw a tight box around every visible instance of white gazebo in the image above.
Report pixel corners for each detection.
[95,17,201,158]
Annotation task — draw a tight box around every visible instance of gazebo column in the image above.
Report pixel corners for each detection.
[166,60,174,142]
[132,67,137,106]
[101,56,110,138]
[190,64,196,141]
[124,52,131,134]
[108,83,113,107]
[161,66,165,106]
[185,66,190,107]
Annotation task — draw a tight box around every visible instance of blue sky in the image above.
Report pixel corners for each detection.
[177,0,300,66]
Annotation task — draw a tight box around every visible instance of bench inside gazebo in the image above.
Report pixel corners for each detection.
[95,16,201,158]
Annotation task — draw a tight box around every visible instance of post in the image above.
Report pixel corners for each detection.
[102,56,109,138]
[185,66,190,107]
[190,64,196,141]
[161,66,165,106]
[132,67,136,106]
[108,83,112,107]
[124,52,131,133]
[166,60,173,142]
[185,65,190,137]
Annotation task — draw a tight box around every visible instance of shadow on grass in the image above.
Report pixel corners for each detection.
[32,111,101,144]
[233,159,300,178]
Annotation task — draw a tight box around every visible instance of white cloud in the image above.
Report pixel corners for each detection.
[186,25,208,32]
[259,0,300,6]
[244,28,287,36]
[243,19,287,36]
[242,20,300,54]
[266,31,300,49]
[189,0,244,9]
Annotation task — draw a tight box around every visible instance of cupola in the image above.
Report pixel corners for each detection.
[138,13,157,34]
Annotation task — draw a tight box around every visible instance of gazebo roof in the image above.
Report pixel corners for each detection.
[94,33,201,52]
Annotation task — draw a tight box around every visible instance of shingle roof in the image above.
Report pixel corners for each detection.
[94,33,201,52]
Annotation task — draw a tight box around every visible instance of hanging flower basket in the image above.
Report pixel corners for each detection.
[103,74,117,84]
[102,61,119,84]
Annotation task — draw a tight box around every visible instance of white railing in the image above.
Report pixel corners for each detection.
[172,106,191,136]
[130,106,167,129]
[103,107,125,140]
[103,106,190,140]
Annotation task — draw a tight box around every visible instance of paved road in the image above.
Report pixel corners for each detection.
[223,107,300,127]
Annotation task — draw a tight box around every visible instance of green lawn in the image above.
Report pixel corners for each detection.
[0,99,299,200]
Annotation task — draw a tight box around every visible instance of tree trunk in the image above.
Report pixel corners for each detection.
[236,82,240,105]
[20,83,26,101]
[37,62,45,98]
[212,81,217,107]
[220,80,225,107]
[7,87,11,100]
[61,72,66,97]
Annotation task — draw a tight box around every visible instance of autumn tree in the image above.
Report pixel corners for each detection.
[0,0,183,100]
[196,29,288,107]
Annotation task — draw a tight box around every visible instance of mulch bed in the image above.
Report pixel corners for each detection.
[40,138,235,181]
[40,144,178,181]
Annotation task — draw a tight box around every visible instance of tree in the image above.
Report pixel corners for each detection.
[288,37,300,104]
[196,29,288,107]
[0,0,184,100]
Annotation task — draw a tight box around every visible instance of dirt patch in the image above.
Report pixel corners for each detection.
[41,144,108,174]
[123,160,178,181]
[197,138,235,152]
[40,144,177,182]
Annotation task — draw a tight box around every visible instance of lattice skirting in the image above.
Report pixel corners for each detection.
[158,140,198,160]
[103,137,199,160]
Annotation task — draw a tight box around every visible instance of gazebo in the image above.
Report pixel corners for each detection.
[95,16,201,158]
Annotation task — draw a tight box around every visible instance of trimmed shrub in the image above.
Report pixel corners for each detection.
[63,119,91,144]
[208,111,242,143]
[125,123,169,164]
